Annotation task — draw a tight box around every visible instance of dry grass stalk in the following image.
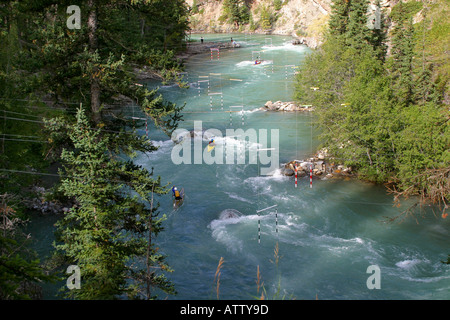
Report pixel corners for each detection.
[256,265,265,300]
[214,257,224,300]
[270,242,281,265]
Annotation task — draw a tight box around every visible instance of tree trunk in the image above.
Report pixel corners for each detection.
[366,148,373,166]
[87,0,101,124]
[146,184,155,300]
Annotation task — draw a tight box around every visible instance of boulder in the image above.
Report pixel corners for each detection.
[281,167,295,176]
[262,100,312,112]
[264,101,274,110]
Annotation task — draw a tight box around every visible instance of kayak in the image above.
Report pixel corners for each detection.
[173,188,184,209]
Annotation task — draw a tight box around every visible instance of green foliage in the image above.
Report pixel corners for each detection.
[249,12,257,31]
[259,5,275,30]
[346,0,372,50]
[327,0,351,37]
[390,0,423,22]
[274,0,283,11]
[1,0,189,299]
[191,0,199,14]
[0,194,56,299]
[389,17,415,108]
[222,0,250,27]
[294,0,449,211]
[53,108,175,299]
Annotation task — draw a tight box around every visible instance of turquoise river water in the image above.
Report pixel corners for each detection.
[31,34,449,300]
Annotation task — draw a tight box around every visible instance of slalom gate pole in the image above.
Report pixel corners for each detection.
[258,216,261,244]
[275,208,278,236]
[145,118,148,138]
[295,164,298,188]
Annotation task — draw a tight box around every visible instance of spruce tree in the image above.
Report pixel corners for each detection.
[54,107,175,299]
[296,0,449,221]
[346,0,371,50]
[0,0,188,299]
[328,0,351,38]
[368,0,388,61]
[390,16,415,108]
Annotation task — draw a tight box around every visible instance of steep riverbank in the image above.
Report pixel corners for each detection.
[186,0,332,49]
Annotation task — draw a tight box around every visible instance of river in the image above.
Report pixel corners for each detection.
[31,33,449,300]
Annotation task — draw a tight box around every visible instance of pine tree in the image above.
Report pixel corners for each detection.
[296,0,449,221]
[412,2,440,105]
[54,107,175,299]
[328,0,387,59]
[390,16,415,108]
[0,0,188,299]
[223,0,241,27]
[346,0,371,50]
[368,0,388,61]
[328,0,351,38]
[223,0,250,27]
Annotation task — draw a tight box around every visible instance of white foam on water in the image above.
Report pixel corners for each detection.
[236,60,273,68]
[237,107,263,114]
[261,42,307,53]
[243,169,287,193]
[393,257,450,283]
[395,259,422,269]
[208,210,261,253]
[151,139,173,149]
[210,135,263,154]
[399,274,450,283]
[224,192,254,204]
[268,192,298,203]
[248,167,285,180]
[142,140,174,160]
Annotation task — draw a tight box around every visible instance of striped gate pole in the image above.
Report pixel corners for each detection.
[197,78,209,97]
[230,106,243,127]
[295,164,298,188]
[145,118,148,138]
[131,116,148,138]
[275,208,278,236]
[210,48,220,60]
[310,164,313,188]
[256,205,278,244]
[258,216,261,244]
